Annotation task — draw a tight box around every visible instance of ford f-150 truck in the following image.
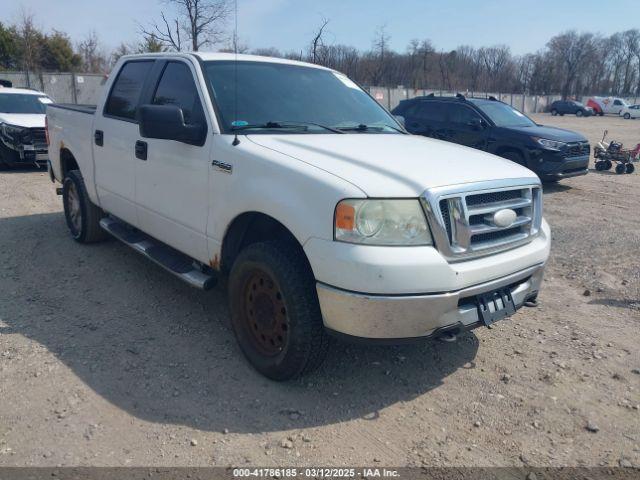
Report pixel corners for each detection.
[47,53,550,380]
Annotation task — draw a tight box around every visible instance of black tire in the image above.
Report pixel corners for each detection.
[500,150,526,167]
[624,113,631,119]
[626,163,635,174]
[615,164,625,174]
[228,240,330,381]
[595,161,604,171]
[599,112,604,116]
[62,169,107,243]
[604,160,613,170]
[551,109,558,116]
[576,110,583,117]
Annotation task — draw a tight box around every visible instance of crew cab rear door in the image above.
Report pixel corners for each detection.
[93,60,155,226]
[134,59,211,262]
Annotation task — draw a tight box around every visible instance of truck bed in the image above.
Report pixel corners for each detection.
[50,104,97,115]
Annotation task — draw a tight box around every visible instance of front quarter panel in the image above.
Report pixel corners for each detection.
[206,134,365,263]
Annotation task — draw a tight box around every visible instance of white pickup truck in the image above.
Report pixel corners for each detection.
[47,53,550,380]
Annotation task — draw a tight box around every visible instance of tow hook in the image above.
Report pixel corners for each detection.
[524,294,539,308]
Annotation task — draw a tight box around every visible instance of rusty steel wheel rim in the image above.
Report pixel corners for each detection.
[243,268,289,356]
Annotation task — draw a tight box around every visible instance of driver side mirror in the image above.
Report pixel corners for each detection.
[138,104,206,146]
[467,117,484,130]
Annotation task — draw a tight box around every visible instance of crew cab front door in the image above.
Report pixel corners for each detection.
[134,60,211,263]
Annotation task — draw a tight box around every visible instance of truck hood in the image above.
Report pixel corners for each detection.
[506,124,586,143]
[0,113,45,128]
[247,134,538,197]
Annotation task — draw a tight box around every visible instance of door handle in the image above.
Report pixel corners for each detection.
[135,140,147,160]
[94,130,104,147]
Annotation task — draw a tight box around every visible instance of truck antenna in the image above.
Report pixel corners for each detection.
[232,0,240,146]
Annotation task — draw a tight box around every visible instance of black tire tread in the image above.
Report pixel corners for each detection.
[64,169,107,243]
[229,240,330,380]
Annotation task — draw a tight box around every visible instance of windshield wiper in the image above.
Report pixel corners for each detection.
[231,121,344,134]
[336,123,404,133]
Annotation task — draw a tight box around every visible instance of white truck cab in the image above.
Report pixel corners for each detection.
[47,53,550,380]
[0,86,53,167]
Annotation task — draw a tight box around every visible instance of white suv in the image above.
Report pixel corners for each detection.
[0,85,53,167]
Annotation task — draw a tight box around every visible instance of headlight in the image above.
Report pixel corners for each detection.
[0,123,27,141]
[534,137,567,150]
[334,199,433,245]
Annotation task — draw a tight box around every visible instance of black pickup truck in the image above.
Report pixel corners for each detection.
[392,95,590,181]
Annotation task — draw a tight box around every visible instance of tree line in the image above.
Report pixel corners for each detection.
[2,1,640,98]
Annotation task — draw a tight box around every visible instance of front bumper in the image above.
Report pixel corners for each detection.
[531,152,589,180]
[0,138,48,164]
[317,262,544,340]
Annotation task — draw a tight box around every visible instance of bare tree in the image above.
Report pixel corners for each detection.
[17,9,41,71]
[141,0,231,51]
[310,17,329,64]
[547,31,595,98]
[77,31,109,73]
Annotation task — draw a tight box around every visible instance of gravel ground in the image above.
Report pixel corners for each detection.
[0,114,638,468]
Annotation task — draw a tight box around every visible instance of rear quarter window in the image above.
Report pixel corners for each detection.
[104,61,154,121]
[406,101,447,122]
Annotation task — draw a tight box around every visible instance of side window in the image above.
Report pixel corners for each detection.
[614,100,622,106]
[448,104,481,125]
[152,62,205,125]
[410,101,446,123]
[104,61,154,120]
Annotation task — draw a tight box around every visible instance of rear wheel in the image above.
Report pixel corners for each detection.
[551,109,558,116]
[62,170,108,243]
[228,240,330,381]
[615,164,625,174]
[626,163,635,174]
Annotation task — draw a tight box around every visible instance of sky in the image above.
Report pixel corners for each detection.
[3,0,640,55]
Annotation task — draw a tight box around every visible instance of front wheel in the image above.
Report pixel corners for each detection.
[551,109,558,116]
[626,163,635,174]
[624,113,631,119]
[228,241,330,381]
[615,164,625,174]
[576,110,584,117]
[62,170,108,243]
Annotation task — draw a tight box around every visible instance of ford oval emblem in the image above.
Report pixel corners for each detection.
[493,209,517,228]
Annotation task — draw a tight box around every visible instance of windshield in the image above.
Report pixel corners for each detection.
[0,93,52,114]
[203,61,401,134]
[473,101,536,128]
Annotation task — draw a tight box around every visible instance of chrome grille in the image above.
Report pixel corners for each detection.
[423,179,543,261]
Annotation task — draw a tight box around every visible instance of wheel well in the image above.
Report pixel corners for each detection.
[60,149,79,178]
[497,147,524,161]
[220,212,304,274]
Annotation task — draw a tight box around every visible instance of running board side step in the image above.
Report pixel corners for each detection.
[99,217,217,290]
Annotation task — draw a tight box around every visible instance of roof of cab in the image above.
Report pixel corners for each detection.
[118,51,334,72]
[0,86,47,96]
